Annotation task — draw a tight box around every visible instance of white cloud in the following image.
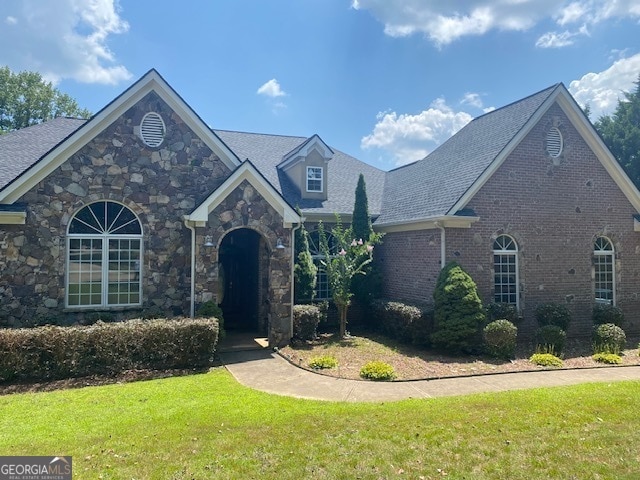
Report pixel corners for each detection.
[257,78,287,97]
[361,98,473,166]
[352,0,640,47]
[536,30,578,48]
[460,92,484,109]
[0,0,130,85]
[569,52,640,119]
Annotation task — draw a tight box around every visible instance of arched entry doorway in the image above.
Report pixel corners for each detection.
[218,228,265,332]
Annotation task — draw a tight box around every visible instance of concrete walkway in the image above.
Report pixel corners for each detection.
[220,349,640,402]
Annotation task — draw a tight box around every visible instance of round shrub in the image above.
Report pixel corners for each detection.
[535,325,566,354]
[592,304,624,327]
[293,304,322,341]
[593,323,626,354]
[486,303,520,324]
[360,361,396,381]
[530,353,563,368]
[534,303,572,330]
[592,352,622,364]
[308,355,338,369]
[483,319,518,359]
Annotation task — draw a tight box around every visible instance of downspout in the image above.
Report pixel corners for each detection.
[185,220,196,318]
[289,221,303,339]
[435,221,446,269]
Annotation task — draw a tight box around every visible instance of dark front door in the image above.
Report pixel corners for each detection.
[218,229,260,331]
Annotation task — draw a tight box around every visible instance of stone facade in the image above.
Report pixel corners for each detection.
[193,180,293,346]
[378,103,640,337]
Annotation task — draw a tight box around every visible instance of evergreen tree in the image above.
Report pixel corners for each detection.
[294,222,317,303]
[594,76,640,188]
[351,173,372,242]
[431,262,485,353]
[0,66,91,133]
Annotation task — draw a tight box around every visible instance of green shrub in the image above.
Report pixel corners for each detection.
[308,355,338,369]
[592,352,622,364]
[592,304,624,327]
[431,262,485,353]
[534,303,572,330]
[536,325,567,354]
[293,304,323,341]
[593,323,626,354]
[483,320,518,359]
[360,361,396,381]
[486,303,520,324]
[371,299,433,346]
[196,301,224,337]
[0,318,219,383]
[530,353,563,368]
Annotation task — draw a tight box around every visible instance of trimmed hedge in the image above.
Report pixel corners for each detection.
[293,304,323,340]
[534,303,572,330]
[0,317,219,383]
[371,299,434,346]
[592,304,624,327]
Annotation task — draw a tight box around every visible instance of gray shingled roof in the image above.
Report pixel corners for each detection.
[214,130,386,216]
[0,117,86,191]
[376,84,560,226]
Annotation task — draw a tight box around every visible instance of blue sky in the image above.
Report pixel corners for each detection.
[1,0,640,170]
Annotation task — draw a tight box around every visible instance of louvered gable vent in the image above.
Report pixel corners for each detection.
[546,126,563,158]
[139,112,166,147]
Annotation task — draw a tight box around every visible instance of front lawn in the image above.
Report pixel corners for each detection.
[1,369,639,479]
[281,332,640,380]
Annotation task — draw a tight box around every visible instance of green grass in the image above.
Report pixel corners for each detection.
[1,370,639,479]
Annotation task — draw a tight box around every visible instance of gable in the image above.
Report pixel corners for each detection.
[0,69,240,204]
[186,160,301,227]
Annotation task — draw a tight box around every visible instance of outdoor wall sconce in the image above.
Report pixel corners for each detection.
[203,235,215,248]
[275,238,285,249]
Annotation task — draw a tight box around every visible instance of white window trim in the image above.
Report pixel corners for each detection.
[306,166,323,193]
[66,202,143,309]
[493,235,519,309]
[594,236,616,306]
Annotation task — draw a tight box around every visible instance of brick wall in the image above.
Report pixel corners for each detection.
[379,102,640,338]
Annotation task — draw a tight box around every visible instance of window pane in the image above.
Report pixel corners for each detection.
[67,238,103,306]
[493,253,518,305]
[107,238,141,306]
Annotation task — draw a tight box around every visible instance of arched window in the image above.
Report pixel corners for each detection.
[308,228,337,300]
[493,235,519,307]
[67,201,142,308]
[594,237,615,305]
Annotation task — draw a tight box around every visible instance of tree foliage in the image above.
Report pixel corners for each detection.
[0,66,91,133]
[594,76,640,188]
[431,262,485,352]
[352,173,373,242]
[320,218,375,338]
[294,221,317,303]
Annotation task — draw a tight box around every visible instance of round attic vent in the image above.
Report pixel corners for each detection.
[139,112,166,147]
[546,126,563,158]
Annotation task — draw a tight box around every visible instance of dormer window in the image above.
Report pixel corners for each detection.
[306,166,323,192]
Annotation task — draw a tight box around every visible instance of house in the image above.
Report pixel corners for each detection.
[1,70,639,345]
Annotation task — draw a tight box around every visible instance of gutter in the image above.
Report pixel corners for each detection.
[185,220,196,318]
[434,221,446,269]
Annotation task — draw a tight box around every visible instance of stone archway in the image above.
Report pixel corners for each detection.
[218,228,269,333]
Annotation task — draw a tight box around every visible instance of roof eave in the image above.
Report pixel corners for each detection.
[374,215,480,233]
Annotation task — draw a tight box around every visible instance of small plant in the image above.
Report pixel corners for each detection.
[308,355,338,370]
[535,303,572,330]
[483,319,518,359]
[360,361,396,381]
[196,301,225,337]
[530,352,563,368]
[593,323,626,354]
[592,304,624,327]
[592,352,622,364]
[536,325,567,354]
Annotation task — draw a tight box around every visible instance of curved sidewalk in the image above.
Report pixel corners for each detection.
[220,349,640,402]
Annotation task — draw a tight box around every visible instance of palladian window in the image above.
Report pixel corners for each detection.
[67,201,142,308]
[493,235,519,307]
[594,237,615,305]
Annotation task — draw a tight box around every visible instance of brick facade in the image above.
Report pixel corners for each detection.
[379,103,640,337]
